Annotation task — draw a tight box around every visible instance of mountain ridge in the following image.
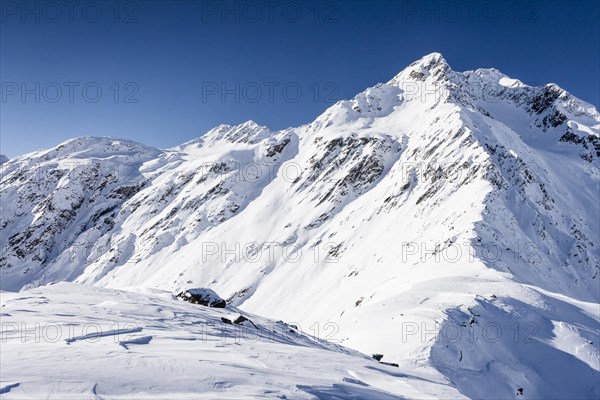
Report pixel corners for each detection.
[1,53,599,399]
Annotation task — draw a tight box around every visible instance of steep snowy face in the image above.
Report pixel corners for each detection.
[0,124,296,290]
[383,53,600,301]
[0,138,161,290]
[1,53,599,399]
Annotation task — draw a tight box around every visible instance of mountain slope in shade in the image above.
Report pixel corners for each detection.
[1,53,599,399]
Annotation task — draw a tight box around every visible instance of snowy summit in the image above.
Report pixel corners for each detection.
[1,53,599,399]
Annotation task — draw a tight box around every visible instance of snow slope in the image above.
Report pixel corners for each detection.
[0,283,461,399]
[1,53,599,399]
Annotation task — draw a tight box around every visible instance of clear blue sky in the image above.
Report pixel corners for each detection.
[1,0,599,158]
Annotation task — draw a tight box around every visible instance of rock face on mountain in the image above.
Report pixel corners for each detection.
[1,53,599,399]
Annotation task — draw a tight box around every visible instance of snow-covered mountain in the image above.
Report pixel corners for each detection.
[1,53,599,399]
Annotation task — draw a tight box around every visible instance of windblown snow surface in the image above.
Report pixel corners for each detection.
[1,53,599,399]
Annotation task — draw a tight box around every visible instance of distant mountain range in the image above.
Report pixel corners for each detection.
[1,53,598,399]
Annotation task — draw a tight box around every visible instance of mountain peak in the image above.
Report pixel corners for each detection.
[412,52,447,67]
[388,52,451,86]
[2,53,600,400]
[31,136,161,161]
[240,119,261,128]
[191,120,271,146]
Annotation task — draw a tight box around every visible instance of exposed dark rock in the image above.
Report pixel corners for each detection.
[177,288,226,308]
[531,86,562,114]
[108,182,145,200]
[409,71,425,81]
[266,137,291,157]
[542,110,567,128]
[381,362,399,367]
[560,131,582,144]
[233,315,258,328]
[226,287,252,304]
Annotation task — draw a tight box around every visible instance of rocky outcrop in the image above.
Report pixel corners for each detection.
[176,288,226,308]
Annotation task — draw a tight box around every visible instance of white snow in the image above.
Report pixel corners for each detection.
[1,52,599,399]
[0,283,461,399]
